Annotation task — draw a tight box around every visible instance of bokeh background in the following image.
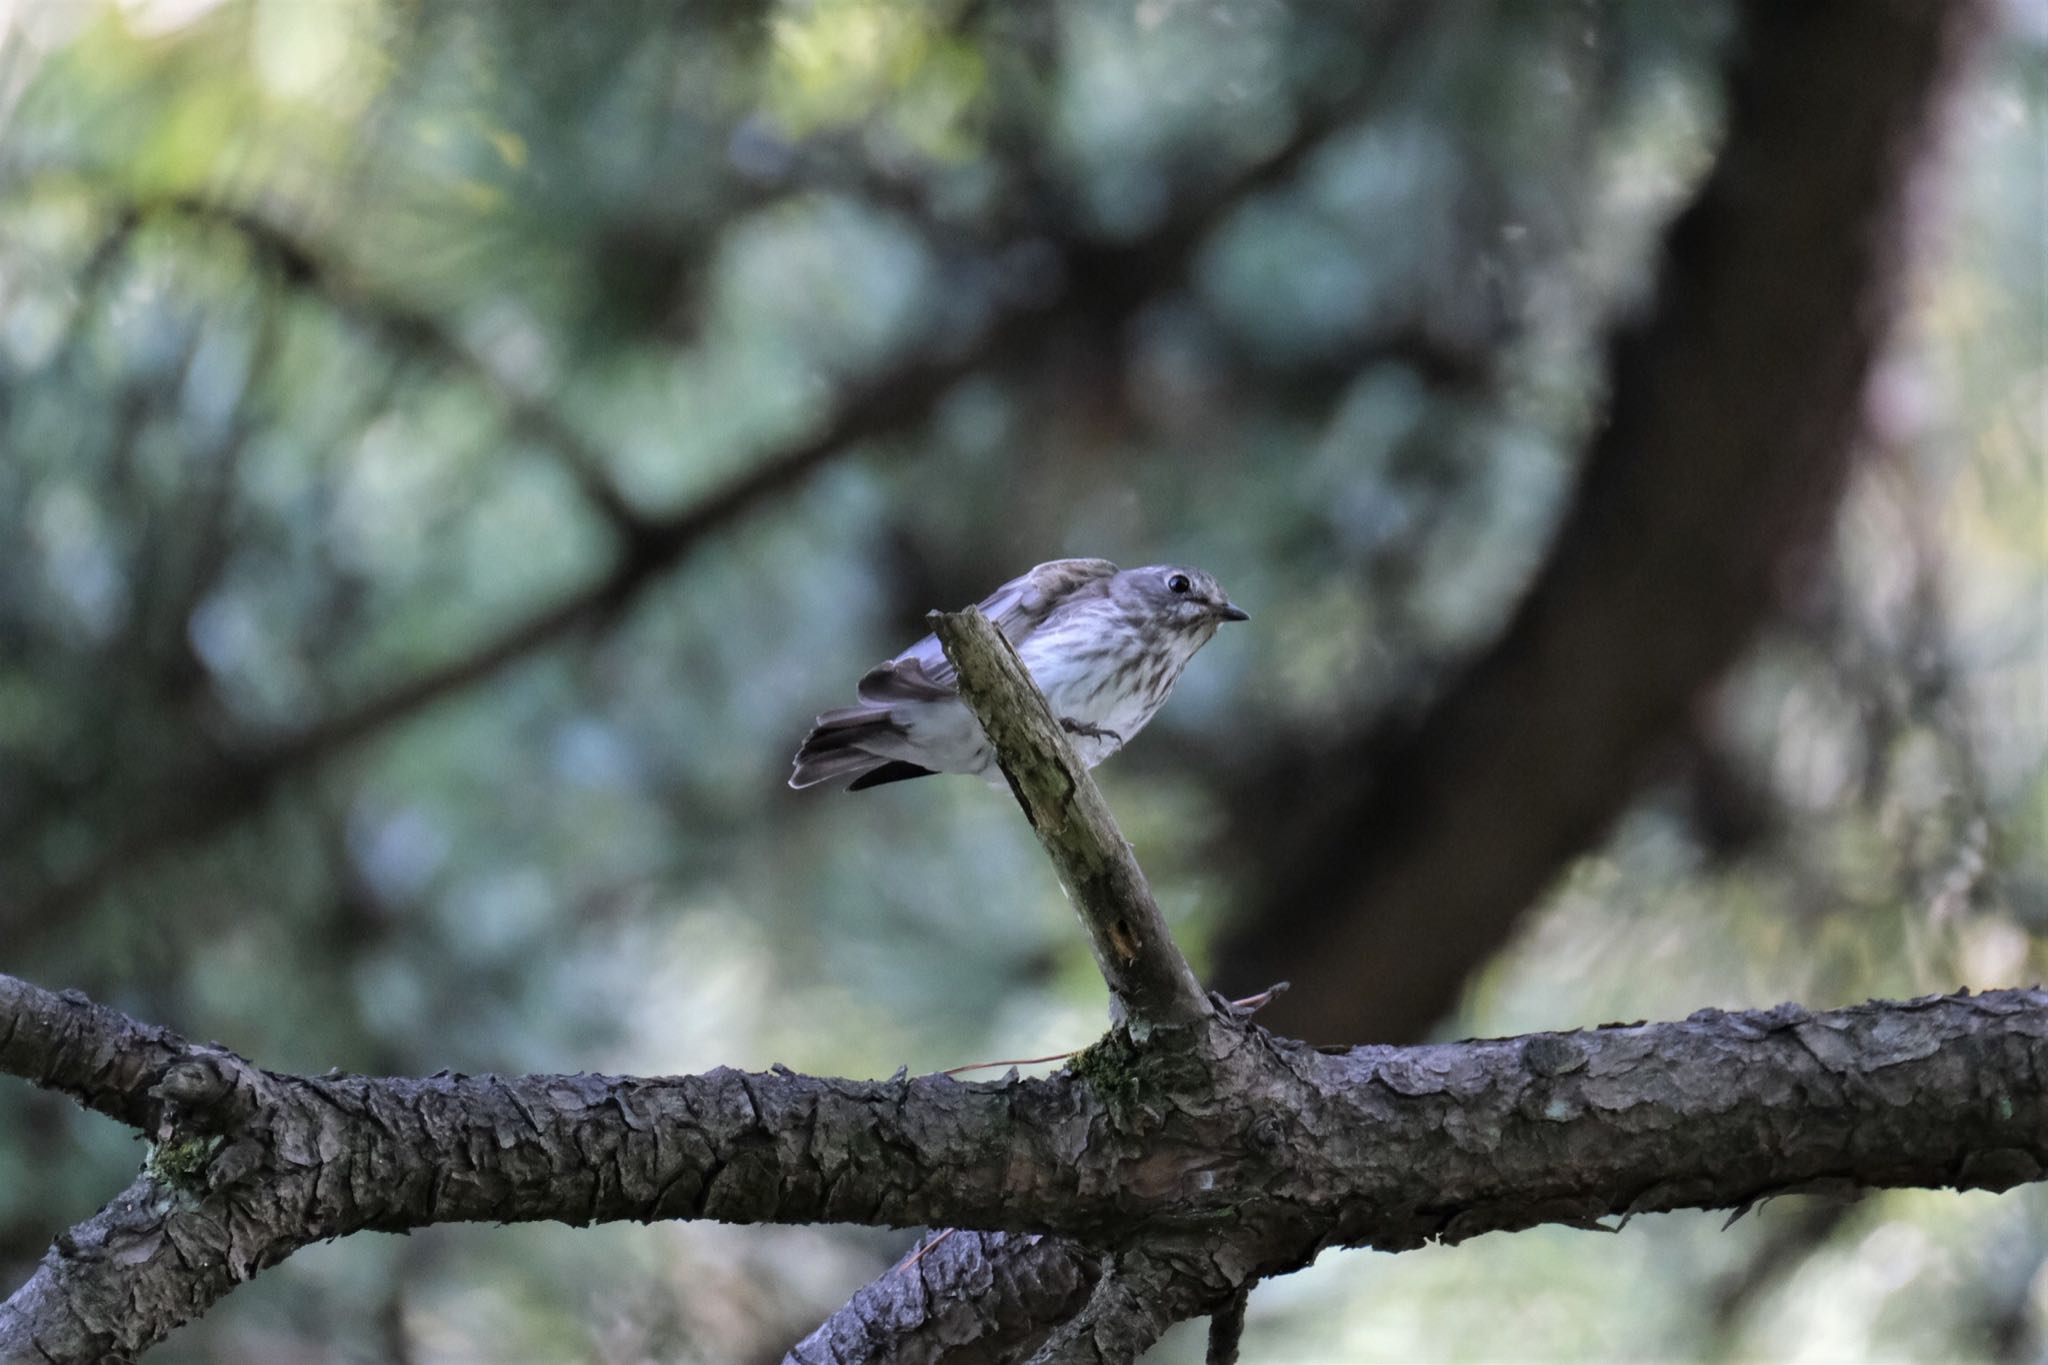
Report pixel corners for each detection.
[0,0,2043,1360]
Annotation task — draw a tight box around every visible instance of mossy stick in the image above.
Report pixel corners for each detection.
[929,606,1213,1031]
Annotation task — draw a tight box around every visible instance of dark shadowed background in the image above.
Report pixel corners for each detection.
[1,0,2043,1360]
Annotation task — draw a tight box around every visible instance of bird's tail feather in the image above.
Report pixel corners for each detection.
[847,760,936,790]
[789,707,908,790]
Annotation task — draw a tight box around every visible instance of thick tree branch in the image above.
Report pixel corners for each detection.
[930,607,1211,1030]
[1222,0,1990,1044]
[6,976,2045,1362]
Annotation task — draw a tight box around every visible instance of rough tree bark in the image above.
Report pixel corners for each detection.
[5,968,2046,1364]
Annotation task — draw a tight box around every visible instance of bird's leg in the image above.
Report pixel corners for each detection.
[1060,717,1124,745]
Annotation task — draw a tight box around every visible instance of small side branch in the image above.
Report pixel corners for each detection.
[1206,1286,1250,1365]
[929,606,1212,1030]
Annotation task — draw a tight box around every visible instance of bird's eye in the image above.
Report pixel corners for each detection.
[1167,573,1191,595]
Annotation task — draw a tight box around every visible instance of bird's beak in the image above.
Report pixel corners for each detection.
[1216,601,1250,622]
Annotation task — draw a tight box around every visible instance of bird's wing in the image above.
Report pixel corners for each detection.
[856,558,1119,704]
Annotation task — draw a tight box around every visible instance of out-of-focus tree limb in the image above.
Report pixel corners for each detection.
[114,194,649,535]
[1219,0,1989,1044]
[4,973,2046,1363]
[0,338,980,934]
[1,3,1432,939]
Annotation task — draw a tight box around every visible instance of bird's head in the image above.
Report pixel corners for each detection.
[1118,564,1250,633]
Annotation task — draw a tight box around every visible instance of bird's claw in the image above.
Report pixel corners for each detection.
[1060,718,1124,745]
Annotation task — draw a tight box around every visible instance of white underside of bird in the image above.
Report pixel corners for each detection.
[790,559,1246,792]
[879,613,1216,782]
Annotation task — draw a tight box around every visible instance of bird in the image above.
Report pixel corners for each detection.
[789,558,1248,791]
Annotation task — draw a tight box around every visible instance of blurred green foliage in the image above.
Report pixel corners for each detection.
[0,0,2042,1360]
